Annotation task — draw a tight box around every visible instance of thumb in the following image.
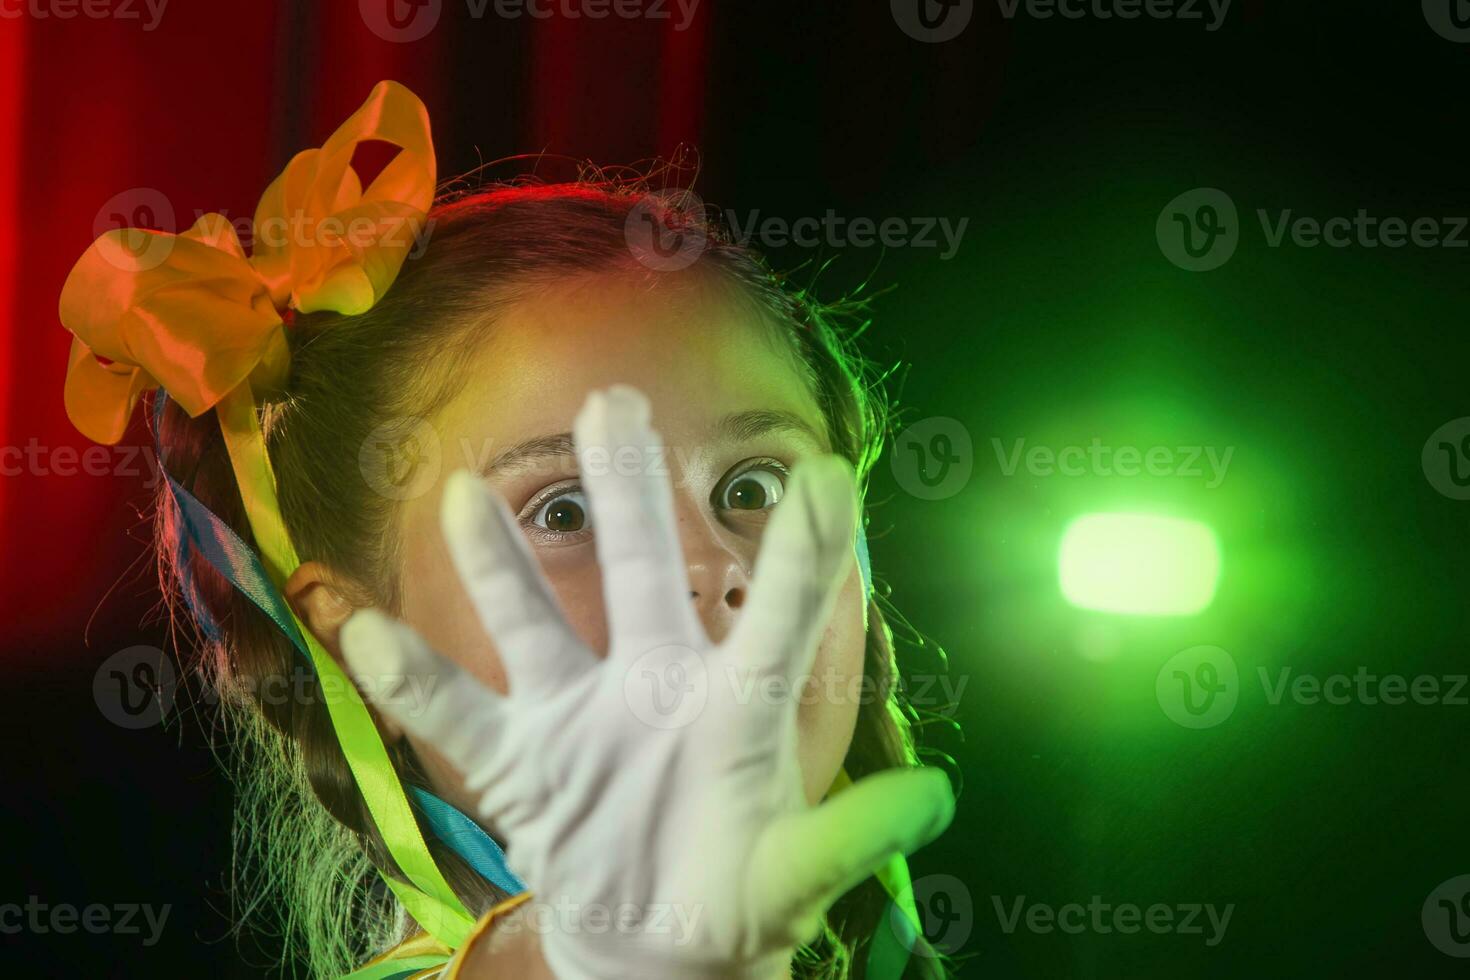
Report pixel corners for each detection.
[749,767,955,944]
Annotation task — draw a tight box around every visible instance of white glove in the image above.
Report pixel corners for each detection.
[342,385,954,980]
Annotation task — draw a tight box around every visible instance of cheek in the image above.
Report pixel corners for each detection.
[533,547,610,658]
[396,525,612,828]
[795,561,868,803]
[399,519,611,697]
[398,513,508,692]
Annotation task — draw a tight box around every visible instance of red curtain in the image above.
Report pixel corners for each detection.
[0,2,708,659]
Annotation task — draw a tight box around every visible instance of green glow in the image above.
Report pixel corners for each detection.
[1058,513,1220,616]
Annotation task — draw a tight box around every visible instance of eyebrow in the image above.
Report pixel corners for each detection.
[475,409,826,477]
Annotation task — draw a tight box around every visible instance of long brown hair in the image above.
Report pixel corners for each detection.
[156,177,948,978]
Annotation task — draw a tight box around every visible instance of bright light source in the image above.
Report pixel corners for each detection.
[1059,513,1220,616]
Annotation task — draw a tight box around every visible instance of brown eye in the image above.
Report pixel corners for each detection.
[533,490,590,533]
[721,468,785,511]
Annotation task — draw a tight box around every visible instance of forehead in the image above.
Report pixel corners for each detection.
[437,272,827,447]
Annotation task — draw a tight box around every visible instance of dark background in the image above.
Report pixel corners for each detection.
[4,0,1470,976]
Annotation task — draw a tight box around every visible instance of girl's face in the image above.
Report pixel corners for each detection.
[393,271,868,819]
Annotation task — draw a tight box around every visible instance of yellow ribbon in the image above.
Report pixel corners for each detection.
[58,81,477,950]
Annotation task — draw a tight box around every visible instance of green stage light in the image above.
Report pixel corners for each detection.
[1059,513,1221,616]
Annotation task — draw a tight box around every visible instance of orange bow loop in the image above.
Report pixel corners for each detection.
[60,215,282,444]
[59,81,436,445]
[249,79,437,315]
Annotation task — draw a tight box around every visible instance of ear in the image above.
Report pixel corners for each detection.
[284,560,405,743]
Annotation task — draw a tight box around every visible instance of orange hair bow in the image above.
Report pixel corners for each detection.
[59,82,481,952]
[59,79,437,445]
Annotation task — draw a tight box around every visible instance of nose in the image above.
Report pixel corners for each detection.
[679,510,752,644]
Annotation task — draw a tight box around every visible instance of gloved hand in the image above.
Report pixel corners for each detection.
[342,385,954,980]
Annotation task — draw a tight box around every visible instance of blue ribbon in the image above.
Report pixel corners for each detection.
[152,394,523,899]
[855,523,873,598]
[407,787,527,896]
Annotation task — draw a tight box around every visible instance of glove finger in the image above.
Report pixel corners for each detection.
[729,454,858,684]
[341,607,508,777]
[573,385,702,652]
[441,468,594,699]
[750,767,955,941]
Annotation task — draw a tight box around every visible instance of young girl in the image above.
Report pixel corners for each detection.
[61,81,955,979]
